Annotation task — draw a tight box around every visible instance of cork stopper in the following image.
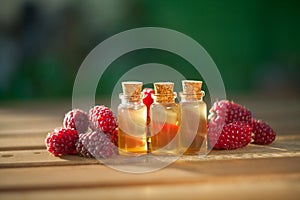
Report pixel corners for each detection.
[182,80,202,94]
[154,82,174,95]
[121,81,142,102]
[153,82,175,103]
[181,80,203,100]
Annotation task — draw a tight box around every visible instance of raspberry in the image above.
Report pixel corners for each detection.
[108,127,118,147]
[63,109,89,134]
[250,119,276,145]
[142,88,154,124]
[45,128,78,156]
[89,105,117,134]
[209,100,252,125]
[76,130,117,158]
[76,132,93,158]
[208,121,252,150]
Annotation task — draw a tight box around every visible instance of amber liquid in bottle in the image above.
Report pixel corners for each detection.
[118,82,147,155]
[179,94,207,155]
[179,80,207,155]
[149,82,180,155]
[150,102,180,155]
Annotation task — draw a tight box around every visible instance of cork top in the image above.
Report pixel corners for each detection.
[121,81,142,102]
[182,80,202,94]
[154,82,174,95]
[153,82,176,103]
[181,80,203,101]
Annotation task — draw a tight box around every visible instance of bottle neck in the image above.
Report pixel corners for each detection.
[119,93,143,105]
[179,91,205,102]
[152,92,177,104]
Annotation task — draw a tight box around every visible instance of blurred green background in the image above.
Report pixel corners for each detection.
[0,0,300,102]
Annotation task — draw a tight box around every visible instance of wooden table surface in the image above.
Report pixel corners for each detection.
[0,96,300,200]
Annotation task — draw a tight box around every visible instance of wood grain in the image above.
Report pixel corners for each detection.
[0,97,299,200]
[1,177,299,200]
[1,136,299,168]
[0,157,299,191]
[0,150,98,168]
[0,133,46,151]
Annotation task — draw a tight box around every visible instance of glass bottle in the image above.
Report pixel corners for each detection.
[118,81,147,155]
[179,80,207,155]
[149,82,180,155]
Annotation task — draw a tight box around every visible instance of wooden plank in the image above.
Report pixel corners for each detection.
[0,150,98,168]
[0,101,68,135]
[0,114,58,123]
[0,157,299,191]
[0,177,299,200]
[0,133,46,151]
[0,106,299,150]
[0,100,71,115]
[0,119,61,135]
[0,98,299,199]
[1,136,299,168]
[0,134,299,164]
[0,98,299,134]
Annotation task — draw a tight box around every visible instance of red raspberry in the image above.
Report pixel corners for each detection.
[108,127,118,147]
[45,128,78,156]
[209,100,252,125]
[76,130,117,158]
[76,132,93,158]
[63,109,89,134]
[208,121,252,150]
[142,88,154,124]
[89,105,117,134]
[250,119,276,145]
